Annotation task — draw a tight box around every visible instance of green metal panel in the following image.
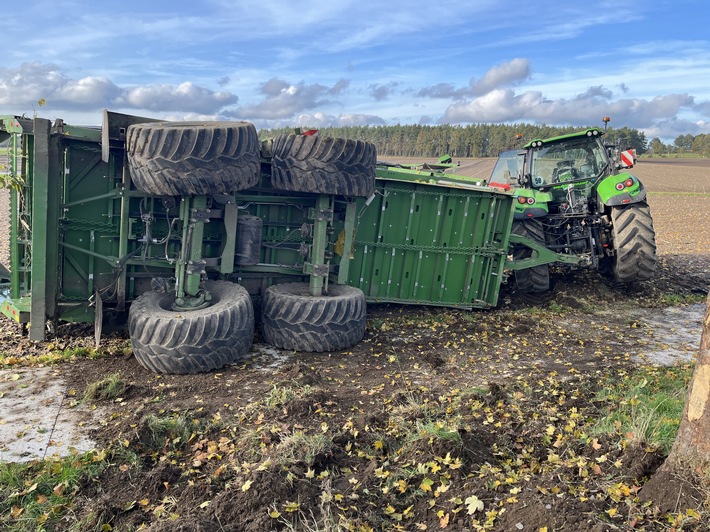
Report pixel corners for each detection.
[58,136,119,321]
[349,179,514,309]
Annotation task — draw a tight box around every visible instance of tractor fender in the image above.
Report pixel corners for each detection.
[597,172,647,207]
[513,189,552,220]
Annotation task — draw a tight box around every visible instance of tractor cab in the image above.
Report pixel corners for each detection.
[525,129,609,189]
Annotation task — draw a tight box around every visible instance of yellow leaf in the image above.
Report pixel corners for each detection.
[439,512,450,528]
[305,468,315,479]
[284,501,300,513]
[10,506,23,518]
[242,480,252,492]
[434,483,450,497]
[269,509,282,518]
[93,449,107,462]
[420,478,434,492]
[607,507,617,517]
[686,508,701,519]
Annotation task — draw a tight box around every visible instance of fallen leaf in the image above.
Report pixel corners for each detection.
[465,495,484,514]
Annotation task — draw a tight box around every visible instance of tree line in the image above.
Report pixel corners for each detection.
[262,123,652,158]
[650,133,710,157]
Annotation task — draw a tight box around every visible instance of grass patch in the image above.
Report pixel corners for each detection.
[657,293,707,306]
[142,412,197,451]
[0,345,116,368]
[271,431,333,466]
[82,373,126,403]
[591,364,693,453]
[0,450,108,531]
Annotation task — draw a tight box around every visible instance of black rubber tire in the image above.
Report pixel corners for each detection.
[271,134,376,197]
[128,280,254,374]
[261,283,366,352]
[610,202,657,283]
[512,220,550,293]
[126,121,261,196]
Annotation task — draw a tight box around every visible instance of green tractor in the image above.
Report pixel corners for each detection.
[489,127,657,292]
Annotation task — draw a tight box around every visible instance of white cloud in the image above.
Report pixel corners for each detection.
[417,59,530,99]
[441,87,698,132]
[295,112,386,127]
[233,78,350,120]
[0,62,120,109]
[471,58,530,96]
[0,63,237,115]
[116,82,237,114]
[369,82,401,101]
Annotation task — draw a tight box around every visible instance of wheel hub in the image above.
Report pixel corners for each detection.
[172,290,212,311]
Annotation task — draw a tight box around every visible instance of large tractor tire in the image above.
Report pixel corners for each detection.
[271,134,376,197]
[512,220,550,293]
[128,280,254,374]
[126,121,260,196]
[610,202,657,283]
[261,283,366,352]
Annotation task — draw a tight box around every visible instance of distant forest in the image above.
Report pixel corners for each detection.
[262,123,710,158]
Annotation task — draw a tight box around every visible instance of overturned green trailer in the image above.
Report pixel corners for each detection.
[0,111,562,373]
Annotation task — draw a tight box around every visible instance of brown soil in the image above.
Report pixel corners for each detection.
[1,158,710,531]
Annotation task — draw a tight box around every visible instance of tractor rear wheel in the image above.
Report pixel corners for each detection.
[126,121,261,196]
[610,202,657,283]
[128,280,254,374]
[512,220,550,293]
[271,134,376,197]
[261,283,366,352]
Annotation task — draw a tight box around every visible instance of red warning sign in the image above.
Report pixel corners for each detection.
[620,150,634,167]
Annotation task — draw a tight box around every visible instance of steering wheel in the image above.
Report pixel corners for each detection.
[553,161,578,182]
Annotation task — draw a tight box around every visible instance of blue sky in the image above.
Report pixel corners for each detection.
[1,0,708,142]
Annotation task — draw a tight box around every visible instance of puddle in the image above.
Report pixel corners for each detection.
[0,367,103,462]
[245,343,293,369]
[629,303,706,365]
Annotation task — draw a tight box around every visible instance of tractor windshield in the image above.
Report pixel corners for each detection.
[488,150,523,187]
[529,136,608,188]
